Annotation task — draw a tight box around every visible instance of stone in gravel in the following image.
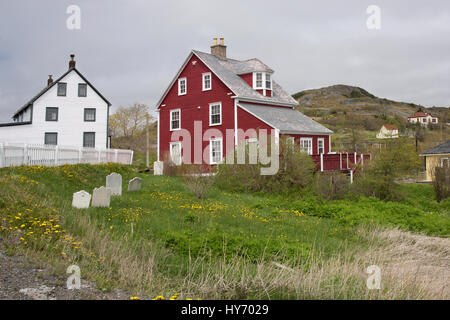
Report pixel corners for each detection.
[91,186,111,207]
[19,285,55,300]
[71,190,91,209]
[127,177,142,191]
[106,172,122,196]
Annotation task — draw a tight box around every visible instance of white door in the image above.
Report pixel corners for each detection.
[170,142,181,165]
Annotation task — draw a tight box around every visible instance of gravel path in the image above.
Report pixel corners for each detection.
[0,239,132,300]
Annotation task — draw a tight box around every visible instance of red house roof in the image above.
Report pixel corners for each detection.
[383,124,398,130]
[408,111,436,118]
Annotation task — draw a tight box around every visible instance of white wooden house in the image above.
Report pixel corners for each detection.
[0,55,111,148]
[376,124,399,139]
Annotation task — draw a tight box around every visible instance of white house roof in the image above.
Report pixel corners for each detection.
[193,50,297,106]
[13,67,111,118]
[238,103,333,135]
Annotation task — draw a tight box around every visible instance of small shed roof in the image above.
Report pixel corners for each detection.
[421,140,450,155]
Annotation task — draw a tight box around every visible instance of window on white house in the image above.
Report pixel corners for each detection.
[300,138,312,155]
[318,138,325,154]
[265,73,271,89]
[202,73,212,91]
[46,107,58,121]
[178,78,187,95]
[210,138,223,164]
[170,142,182,166]
[83,132,95,148]
[84,108,96,122]
[170,109,181,130]
[78,83,87,97]
[432,118,437,123]
[209,102,222,126]
[57,83,67,96]
[44,132,57,145]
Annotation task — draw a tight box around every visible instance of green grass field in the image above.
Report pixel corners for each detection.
[0,164,448,299]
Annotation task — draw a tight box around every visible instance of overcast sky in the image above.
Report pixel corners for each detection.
[0,0,449,122]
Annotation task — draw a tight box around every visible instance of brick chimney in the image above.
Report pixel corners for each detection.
[210,37,226,60]
[47,75,53,86]
[69,54,76,69]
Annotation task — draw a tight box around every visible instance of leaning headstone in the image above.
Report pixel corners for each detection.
[106,172,122,196]
[128,177,142,191]
[91,186,111,207]
[153,161,163,175]
[72,190,91,209]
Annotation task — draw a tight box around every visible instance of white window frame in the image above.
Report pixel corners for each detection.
[209,138,223,165]
[252,72,272,90]
[265,73,272,90]
[209,102,222,126]
[253,72,264,89]
[441,157,449,167]
[178,77,187,96]
[170,109,181,131]
[300,138,313,155]
[202,72,212,91]
[169,142,182,166]
[318,138,325,154]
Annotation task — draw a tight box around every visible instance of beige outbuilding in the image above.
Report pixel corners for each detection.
[420,140,450,181]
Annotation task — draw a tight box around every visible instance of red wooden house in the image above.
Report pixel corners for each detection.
[155,38,368,172]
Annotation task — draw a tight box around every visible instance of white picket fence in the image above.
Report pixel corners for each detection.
[0,142,134,168]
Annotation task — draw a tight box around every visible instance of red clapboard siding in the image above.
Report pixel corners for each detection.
[159,54,235,164]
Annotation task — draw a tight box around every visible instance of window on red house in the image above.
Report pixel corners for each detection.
[170,109,181,130]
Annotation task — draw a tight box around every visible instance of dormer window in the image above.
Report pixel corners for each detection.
[252,72,272,93]
[265,73,271,90]
[255,73,263,88]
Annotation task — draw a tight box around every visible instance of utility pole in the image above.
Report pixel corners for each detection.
[146,113,149,168]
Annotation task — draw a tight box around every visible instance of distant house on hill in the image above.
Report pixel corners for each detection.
[420,140,450,181]
[376,124,399,139]
[0,55,111,148]
[408,112,438,126]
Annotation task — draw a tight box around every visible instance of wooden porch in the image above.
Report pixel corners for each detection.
[310,152,371,173]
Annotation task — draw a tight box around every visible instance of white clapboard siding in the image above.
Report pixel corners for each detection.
[0,142,133,168]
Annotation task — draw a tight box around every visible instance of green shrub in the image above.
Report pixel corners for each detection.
[433,167,450,202]
[215,138,316,194]
[314,171,351,200]
[352,139,421,201]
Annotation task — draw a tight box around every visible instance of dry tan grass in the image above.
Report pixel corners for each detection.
[367,228,449,299]
[177,227,450,299]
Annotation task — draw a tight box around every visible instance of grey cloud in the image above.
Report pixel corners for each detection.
[0,0,448,122]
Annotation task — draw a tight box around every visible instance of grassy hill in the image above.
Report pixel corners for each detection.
[1,164,449,299]
[292,85,450,153]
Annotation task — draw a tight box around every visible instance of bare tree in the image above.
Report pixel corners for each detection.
[109,103,154,152]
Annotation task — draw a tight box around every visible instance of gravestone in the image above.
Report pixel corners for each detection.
[128,177,142,191]
[153,161,163,175]
[72,190,91,209]
[106,172,122,196]
[91,186,111,207]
